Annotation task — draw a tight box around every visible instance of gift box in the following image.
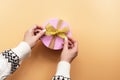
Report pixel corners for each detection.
[40,18,72,50]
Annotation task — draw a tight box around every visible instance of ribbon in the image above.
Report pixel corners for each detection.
[44,19,69,49]
[45,23,69,39]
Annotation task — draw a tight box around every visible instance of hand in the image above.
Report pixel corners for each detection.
[23,25,46,48]
[60,37,78,63]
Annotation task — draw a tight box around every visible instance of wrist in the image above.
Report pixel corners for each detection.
[26,42,32,48]
[23,40,33,48]
[21,41,31,49]
[60,59,72,64]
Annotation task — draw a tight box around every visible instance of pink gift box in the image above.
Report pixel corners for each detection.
[40,18,72,50]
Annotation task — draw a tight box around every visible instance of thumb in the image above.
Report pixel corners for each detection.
[63,37,68,50]
[35,29,46,39]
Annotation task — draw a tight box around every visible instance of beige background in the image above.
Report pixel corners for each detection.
[0,0,120,80]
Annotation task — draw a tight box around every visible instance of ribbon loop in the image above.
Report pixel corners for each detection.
[45,23,69,39]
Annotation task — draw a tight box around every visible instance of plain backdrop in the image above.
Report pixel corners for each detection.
[0,0,120,80]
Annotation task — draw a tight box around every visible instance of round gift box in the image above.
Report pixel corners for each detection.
[40,18,71,50]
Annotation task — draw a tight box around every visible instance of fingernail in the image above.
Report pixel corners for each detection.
[65,37,68,41]
[42,29,46,32]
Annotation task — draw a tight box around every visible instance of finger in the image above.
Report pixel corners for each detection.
[72,41,78,52]
[34,25,45,35]
[35,26,44,30]
[30,25,43,32]
[28,25,38,35]
[68,40,72,45]
[68,42,74,48]
[30,25,38,31]
[63,37,68,50]
[68,37,75,47]
[34,29,41,35]
[68,44,72,49]
[35,29,46,39]
[68,36,76,43]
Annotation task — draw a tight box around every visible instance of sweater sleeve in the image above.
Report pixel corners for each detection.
[0,42,31,80]
[52,61,71,80]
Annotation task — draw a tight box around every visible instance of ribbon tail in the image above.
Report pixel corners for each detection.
[58,33,67,39]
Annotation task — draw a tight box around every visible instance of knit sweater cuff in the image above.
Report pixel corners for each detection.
[55,61,70,78]
[12,41,31,60]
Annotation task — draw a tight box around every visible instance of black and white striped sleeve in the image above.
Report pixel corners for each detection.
[0,42,31,80]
